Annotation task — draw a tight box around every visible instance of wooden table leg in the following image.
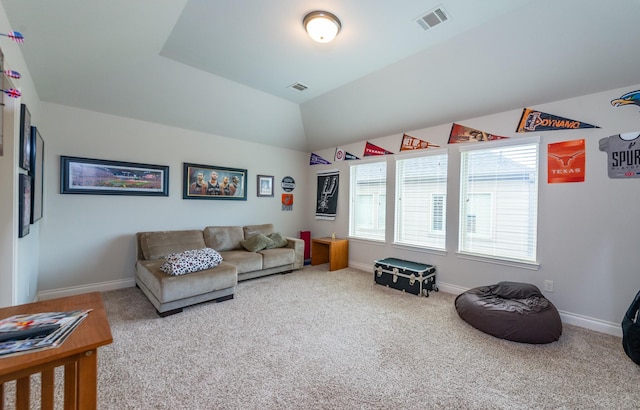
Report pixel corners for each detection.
[64,362,77,410]
[77,350,97,410]
[41,369,55,410]
[1,382,4,410]
[16,376,30,410]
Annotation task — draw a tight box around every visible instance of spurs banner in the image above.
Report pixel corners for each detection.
[517,108,599,132]
[310,152,331,165]
[335,147,360,161]
[599,132,640,178]
[400,133,440,151]
[363,141,393,156]
[448,123,509,144]
[316,169,339,220]
[548,139,585,184]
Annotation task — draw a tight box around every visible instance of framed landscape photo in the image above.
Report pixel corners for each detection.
[257,175,274,197]
[183,162,247,200]
[19,104,31,171]
[30,127,44,222]
[60,156,169,196]
[18,174,31,238]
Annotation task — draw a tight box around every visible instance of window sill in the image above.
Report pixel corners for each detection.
[392,243,448,257]
[455,252,540,270]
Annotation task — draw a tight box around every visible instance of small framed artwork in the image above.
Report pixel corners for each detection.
[60,156,169,196]
[19,104,31,171]
[183,163,247,200]
[257,175,274,197]
[18,174,31,237]
[30,127,44,222]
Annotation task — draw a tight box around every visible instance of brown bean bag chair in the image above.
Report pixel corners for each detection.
[455,281,562,344]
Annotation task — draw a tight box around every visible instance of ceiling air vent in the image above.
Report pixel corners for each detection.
[288,82,308,92]
[416,5,450,30]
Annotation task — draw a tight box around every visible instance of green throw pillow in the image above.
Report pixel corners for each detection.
[240,233,274,252]
[268,232,288,248]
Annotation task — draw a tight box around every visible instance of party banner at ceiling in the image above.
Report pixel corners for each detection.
[335,147,360,161]
[448,123,509,144]
[316,169,339,220]
[310,152,331,165]
[548,139,585,184]
[400,133,440,151]
[599,132,640,178]
[363,141,393,156]
[517,108,599,132]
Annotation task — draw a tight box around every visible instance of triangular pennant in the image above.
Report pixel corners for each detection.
[310,152,332,165]
[448,123,509,144]
[517,108,600,132]
[400,133,440,151]
[335,147,360,161]
[363,141,393,156]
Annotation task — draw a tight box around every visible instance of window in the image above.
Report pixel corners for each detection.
[395,152,448,249]
[458,138,539,263]
[349,161,386,241]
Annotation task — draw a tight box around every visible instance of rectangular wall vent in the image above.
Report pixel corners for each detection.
[416,5,450,30]
[288,82,308,92]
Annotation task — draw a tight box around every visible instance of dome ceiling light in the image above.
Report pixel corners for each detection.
[303,11,341,43]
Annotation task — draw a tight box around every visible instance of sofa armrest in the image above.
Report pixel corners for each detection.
[286,237,305,270]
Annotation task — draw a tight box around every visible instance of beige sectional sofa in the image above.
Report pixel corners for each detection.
[135,223,304,316]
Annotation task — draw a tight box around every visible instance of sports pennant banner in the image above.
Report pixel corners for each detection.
[517,108,600,132]
[548,139,585,184]
[400,133,440,151]
[316,169,339,220]
[310,152,331,165]
[363,141,393,156]
[335,147,360,161]
[448,123,509,144]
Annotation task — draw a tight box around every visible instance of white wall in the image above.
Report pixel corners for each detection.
[306,84,640,335]
[37,102,309,295]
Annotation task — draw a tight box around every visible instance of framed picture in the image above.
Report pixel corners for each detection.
[19,104,31,171]
[18,174,31,237]
[183,162,247,200]
[257,175,274,197]
[60,156,169,196]
[30,127,44,222]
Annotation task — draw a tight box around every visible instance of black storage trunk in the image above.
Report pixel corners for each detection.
[374,257,437,297]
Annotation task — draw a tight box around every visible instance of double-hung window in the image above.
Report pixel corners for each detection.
[458,138,539,264]
[349,161,386,241]
[395,151,448,250]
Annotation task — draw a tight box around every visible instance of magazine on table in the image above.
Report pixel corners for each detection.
[0,309,92,358]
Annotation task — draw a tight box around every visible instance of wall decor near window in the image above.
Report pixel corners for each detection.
[183,163,247,200]
[19,104,31,171]
[30,127,44,222]
[18,174,31,238]
[60,156,169,196]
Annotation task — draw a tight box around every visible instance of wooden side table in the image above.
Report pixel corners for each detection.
[0,292,113,410]
[311,237,349,271]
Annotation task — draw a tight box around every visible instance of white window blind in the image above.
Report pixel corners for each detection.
[459,140,539,262]
[349,161,386,241]
[395,152,448,249]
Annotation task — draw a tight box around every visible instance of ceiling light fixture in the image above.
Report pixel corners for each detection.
[303,11,341,43]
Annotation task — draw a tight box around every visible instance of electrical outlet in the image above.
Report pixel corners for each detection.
[544,280,554,293]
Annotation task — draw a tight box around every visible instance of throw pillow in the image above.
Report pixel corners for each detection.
[240,233,275,252]
[490,281,542,299]
[160,248,223,276]
[267,232,288,248]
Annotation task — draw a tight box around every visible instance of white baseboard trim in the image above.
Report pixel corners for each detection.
[36,278,136,301]
[349,261,622,337]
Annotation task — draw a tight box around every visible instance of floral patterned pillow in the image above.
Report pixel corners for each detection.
[160,248,223,276]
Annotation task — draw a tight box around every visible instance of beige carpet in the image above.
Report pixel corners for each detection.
[5,265,640,409]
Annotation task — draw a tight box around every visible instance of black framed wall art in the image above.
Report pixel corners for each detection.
[18,174,31,237]
[30,126,44,222]
[19,104,31,171]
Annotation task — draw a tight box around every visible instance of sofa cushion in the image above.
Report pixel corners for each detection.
[218,250,263,273]
[141,230,206,260]
[160,248,223,276]
[203,226,244,251]
[243,224,274,239]
[267,232,288,248]
[259,248,295,269]
[240,233,274,252]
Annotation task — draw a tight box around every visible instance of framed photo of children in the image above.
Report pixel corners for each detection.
[183,163,247,200]
[257,175,274,197]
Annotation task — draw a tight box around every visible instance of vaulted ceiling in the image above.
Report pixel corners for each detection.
[3,0,640,152]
